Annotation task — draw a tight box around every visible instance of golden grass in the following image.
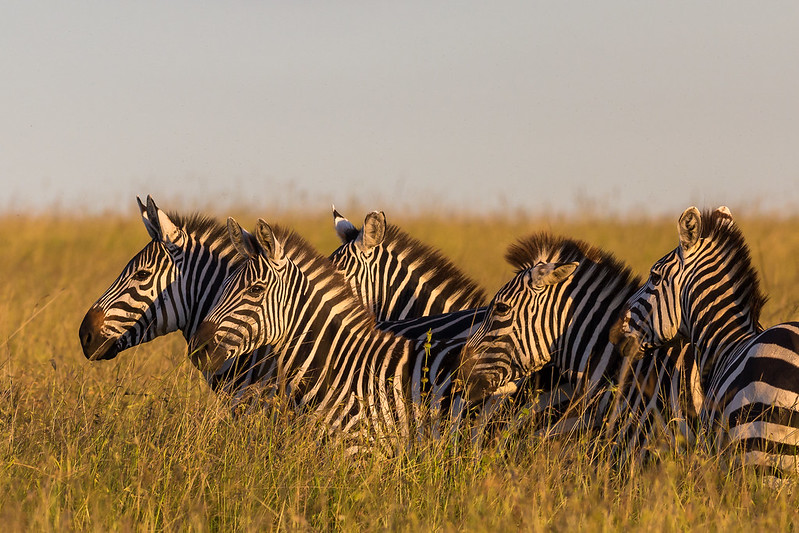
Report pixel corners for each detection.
[1,209,798,530]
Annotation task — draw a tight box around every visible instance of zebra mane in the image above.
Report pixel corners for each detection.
[166,211,237,258]
[506,232,642,288]
[271,225,379,329]
[382,223,487,306]
[699,209,768,321]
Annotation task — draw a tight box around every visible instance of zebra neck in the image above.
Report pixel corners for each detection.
[688,301,758,383]
[375,242,484,320]
[182,246,238,340]
[555,275,635,388]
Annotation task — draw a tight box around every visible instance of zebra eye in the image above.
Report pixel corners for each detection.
[132,269,151,282]
[494,302,511,315]
[649,272,662,285]
[246,284,265,297]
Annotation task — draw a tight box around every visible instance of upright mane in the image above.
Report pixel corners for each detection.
[272,225,378,330]
[167,211,238,259]
[506,232,642,288]
[699,210,767,322]
[383,223,487,306]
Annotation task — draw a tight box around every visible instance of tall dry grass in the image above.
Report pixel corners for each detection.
[1,208,798,530]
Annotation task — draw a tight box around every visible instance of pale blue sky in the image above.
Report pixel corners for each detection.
[2,2,798,216]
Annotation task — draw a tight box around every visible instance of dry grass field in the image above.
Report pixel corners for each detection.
[1,208,798,530]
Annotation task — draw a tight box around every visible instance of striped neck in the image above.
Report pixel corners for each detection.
[169,214,242,339]
[681,213,766,382]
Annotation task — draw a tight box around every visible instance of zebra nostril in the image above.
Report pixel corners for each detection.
[79,307,106,357]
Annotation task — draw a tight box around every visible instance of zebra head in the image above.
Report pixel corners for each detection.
[459,261,578,404]
[328,208,386,317]
[189,218,299,372]
[612,206,735,360]
[79,196,188,360]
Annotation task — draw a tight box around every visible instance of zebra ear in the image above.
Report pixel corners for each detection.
[332,205,359,244]
[678,206,702,253]
[542,262,579,286]
[711,206,733,227]
[154,207,183,249]
[142,195,184,248]
[227,217,257,260]
[360,211,386,251]
[138,196,160,241]
[255,219,285,262]
[531,261,578,288]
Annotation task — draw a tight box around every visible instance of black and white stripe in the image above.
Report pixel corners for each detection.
[329,209,574,436]
[78,196,275,402]
[458,233,697,461]
[329,208,487,326]
[615,206,799,476]
[190,218,471,453]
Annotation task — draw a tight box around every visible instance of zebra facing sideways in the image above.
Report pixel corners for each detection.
[189,218,473,454]
[79,199,489,409]
[457,233,699,463]
[330,208,574,431]
[330,207,487,340]
[78,196,275,400]
[614,206,799,476]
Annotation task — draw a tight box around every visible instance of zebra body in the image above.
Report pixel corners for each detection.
[379,308,488,341]
[458,233,697,460]
[189,219,469,453]
[615,206,799,475]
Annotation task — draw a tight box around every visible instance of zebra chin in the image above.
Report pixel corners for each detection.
[458,345,501,404]
[79,307,122,361]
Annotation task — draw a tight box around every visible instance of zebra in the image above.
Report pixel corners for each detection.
[457,233,699,462]
[330,207,487,336]
[78,196,276,402]
[79,199,487,409]
[330,208,578,434]
[613,206,799,476]
[188,218,471,454]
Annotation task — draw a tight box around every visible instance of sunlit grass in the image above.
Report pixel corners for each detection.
[1,209,798,530]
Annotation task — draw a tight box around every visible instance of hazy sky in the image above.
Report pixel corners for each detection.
[2,2,798,217]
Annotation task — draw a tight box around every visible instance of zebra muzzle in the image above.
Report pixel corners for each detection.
[189,321,230,373]
[79,307,120,360]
